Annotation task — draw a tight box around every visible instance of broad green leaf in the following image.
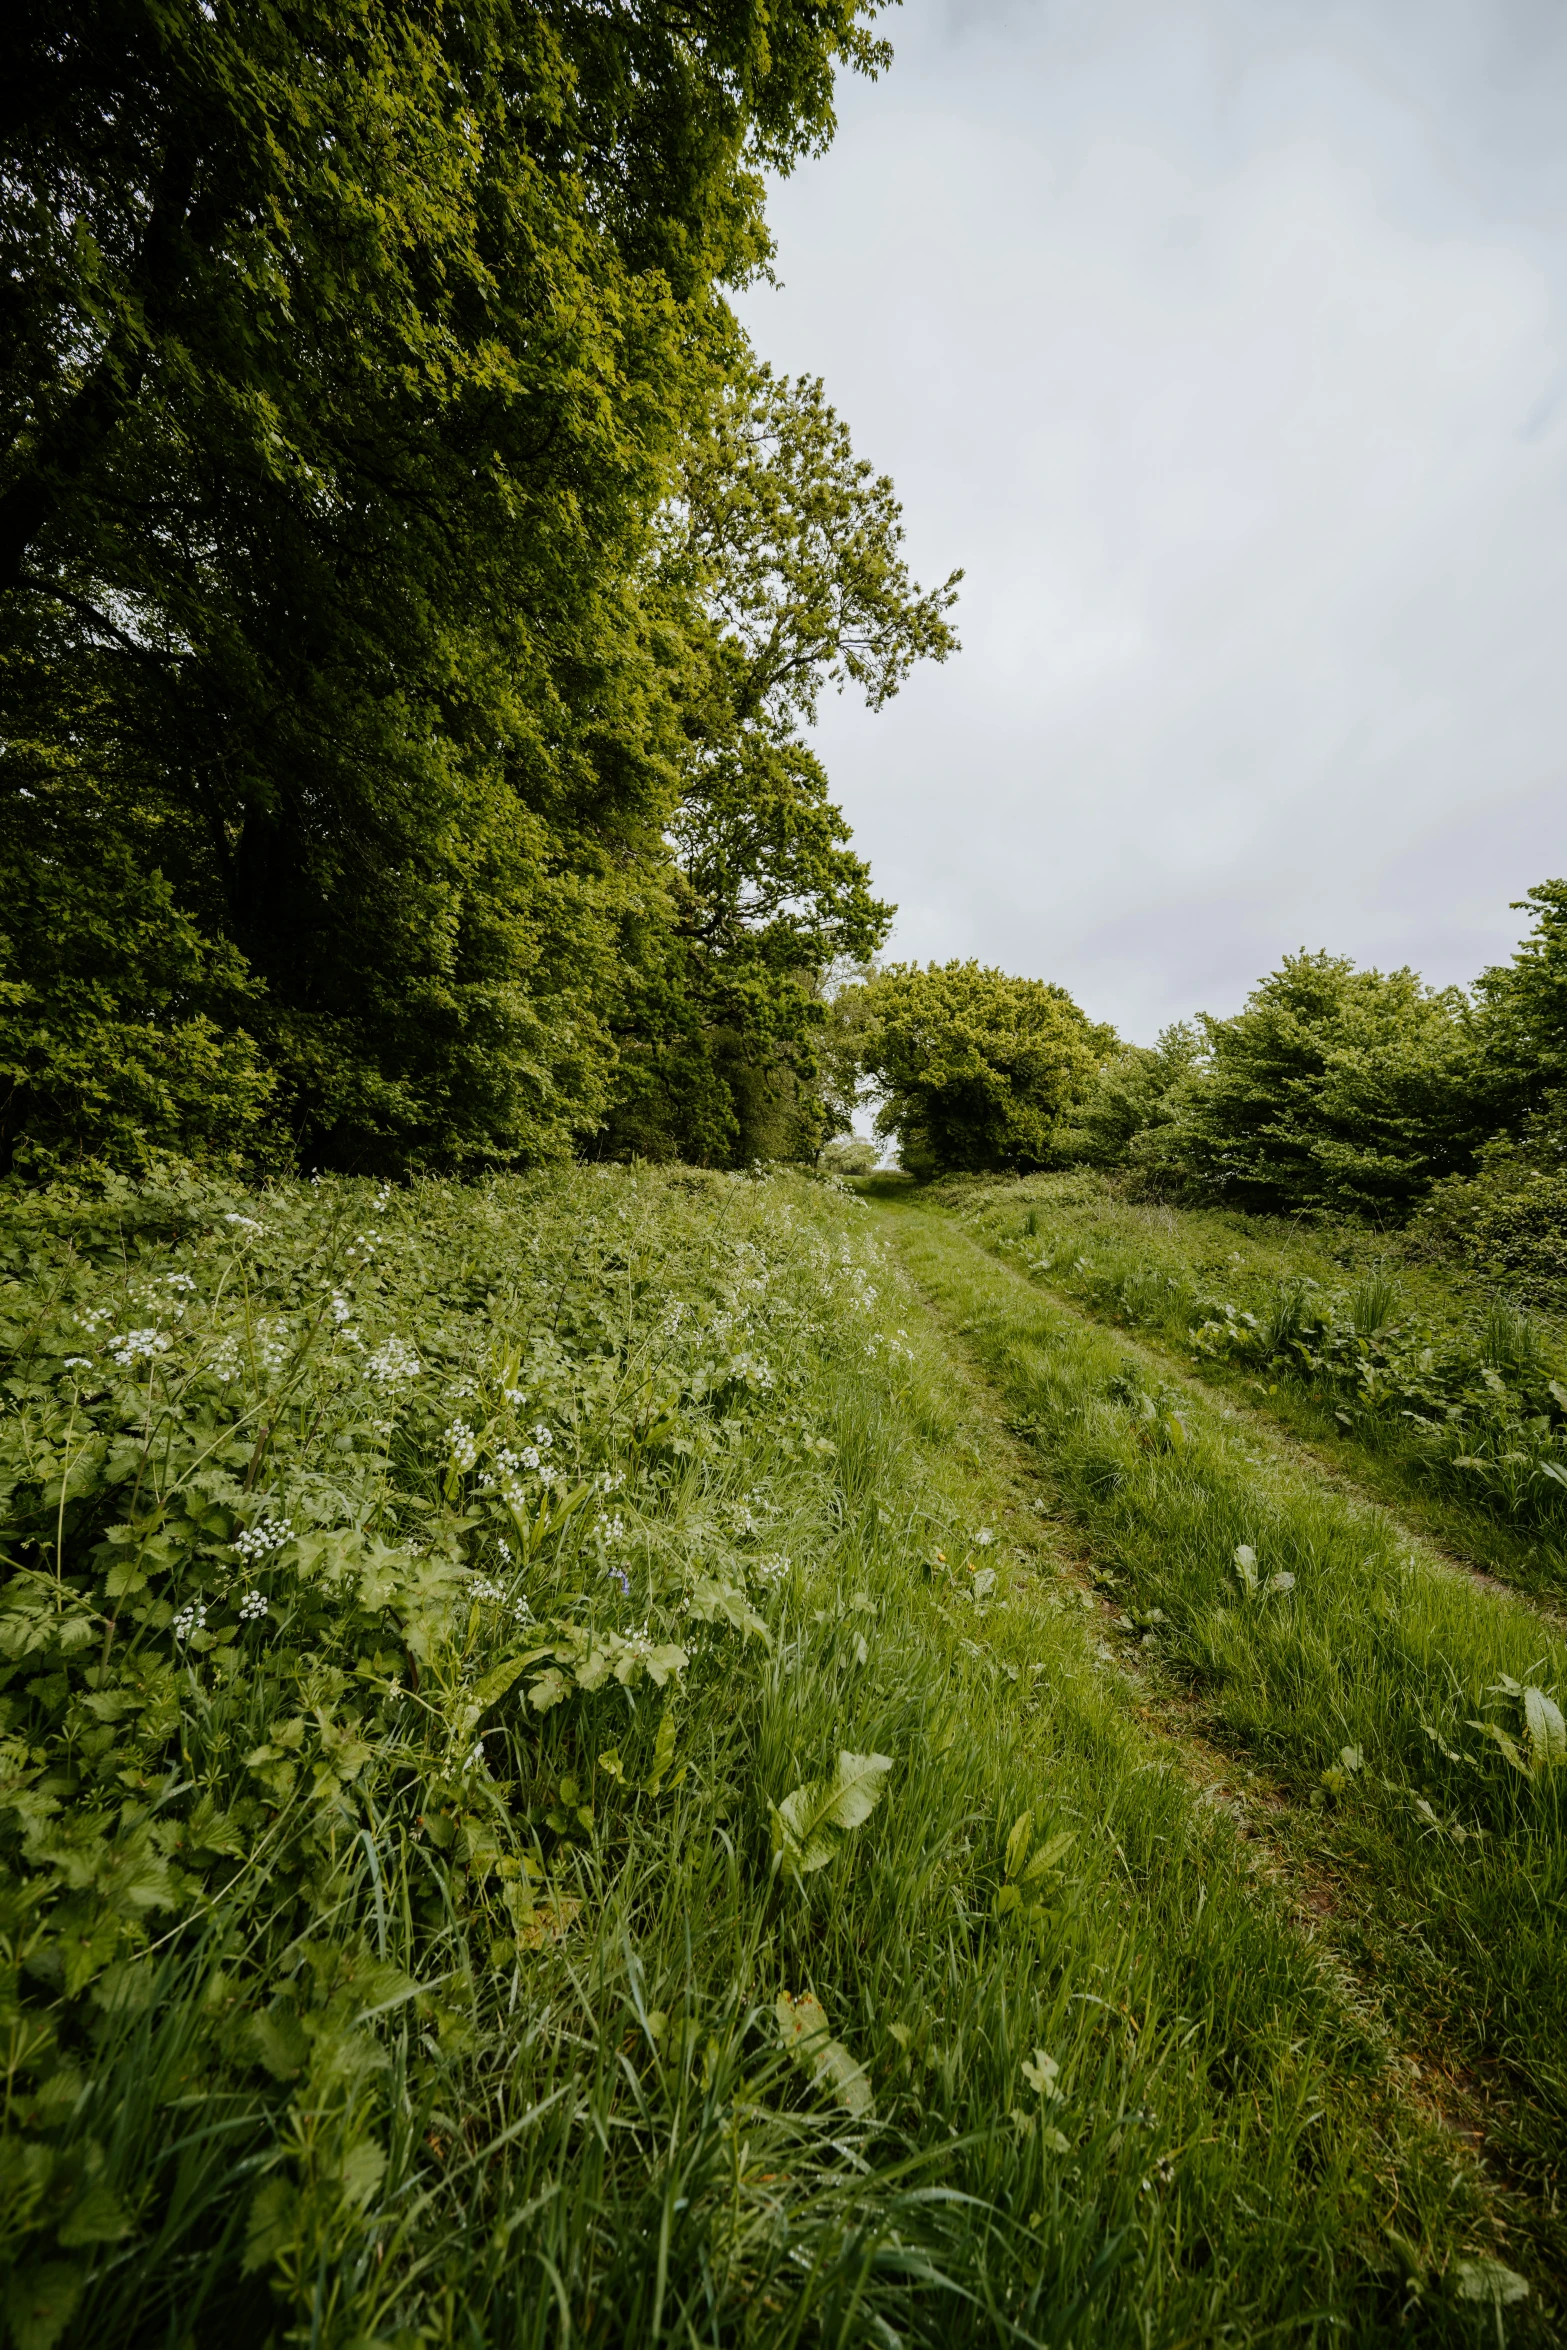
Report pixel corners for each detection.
[1003,1810,1034,1880]
[776,1990,873,2118]
[474,1651,549,1709]
[527,1668,571,1713]
[647,1709,678,1796]
[1523,1686,1566,1771]
[1021,2048,1061,2098]
[1453,2259,1529,2306]
[686,1573,770,1644]
[6,2260,83,2350]
[1021,1829,1076,1881]
[771,1751,893,1876]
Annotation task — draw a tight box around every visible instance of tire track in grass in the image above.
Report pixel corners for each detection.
[876,1195,1567,2290]
[1028,1262,1567,1636]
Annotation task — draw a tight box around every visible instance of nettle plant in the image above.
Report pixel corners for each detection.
[0,1169,863,2334]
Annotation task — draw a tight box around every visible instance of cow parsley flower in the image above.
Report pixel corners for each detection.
[238,1590,269,1623]
[172,1601,208,1641]
[366,1335,421,1387]
[445,1420,479,1472]
[233,1519,291,1563]
[109,1328,171,1369]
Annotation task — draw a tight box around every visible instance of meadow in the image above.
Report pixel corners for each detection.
[0,1164,1558,2345]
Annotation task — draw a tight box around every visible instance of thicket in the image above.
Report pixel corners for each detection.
[836,962,1115,1178]
[1,0,957,1184]
[1055,886,1567,1249]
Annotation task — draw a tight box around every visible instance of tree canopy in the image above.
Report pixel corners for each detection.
[1,0,961,1180]
[845,961,1115,1176]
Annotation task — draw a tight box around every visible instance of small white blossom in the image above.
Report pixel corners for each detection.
[62,1356,92,1372]
[233,1519,292,1563]
[209,1336,242,1382]
[109,1328,171,1369]
[238,1590,269,1623]
[164,1272,198,1293]
[172,1601,208,1641]
[223,1213,265,1236]
[532,1423,554,1450]
[445,1420,479,1472]
[330,1292,354,1325]
[366,1335,421,1387]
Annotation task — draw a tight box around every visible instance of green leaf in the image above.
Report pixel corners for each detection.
[1003,1810,1034,1881]
[6,2261,83,2350]
[1021,2047,1061,2098]
[776,1990,873,2118]
[1453,2259,1529,2306]
[1020,1829,1076,1882]
[771,1751,893,1877]
[1523,1686,1566,1771]
[527,1668,571,1713]
[57,2181,129,2246]
[646,1708,679,1797]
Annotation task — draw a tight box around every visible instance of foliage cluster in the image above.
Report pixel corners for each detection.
[1040,885,1567,1280]
[0,1165,1536,2344]
[1,0,957,1182]
[837,961,1116,1178]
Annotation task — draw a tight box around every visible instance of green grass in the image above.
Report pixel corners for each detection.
[925,1169,1567,1605]
[869,1184,1567,2289]
[0,1167,1550,2344]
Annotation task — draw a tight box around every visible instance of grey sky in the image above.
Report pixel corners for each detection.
[736,0,1567,1041]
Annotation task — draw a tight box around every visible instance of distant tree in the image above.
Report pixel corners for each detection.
[1055,1023,1202,1174]
[1473,880,1567,1119]
[848,961,1115,1176]
[1168,953,1492,1215]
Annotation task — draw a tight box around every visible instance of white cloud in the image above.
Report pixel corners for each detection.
[737,0,1567,1036]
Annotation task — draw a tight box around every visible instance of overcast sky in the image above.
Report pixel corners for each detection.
[736,0,1567,1042]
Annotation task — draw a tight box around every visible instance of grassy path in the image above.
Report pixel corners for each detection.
[872,1191,1567,2300]
[933,1175,1567,1611]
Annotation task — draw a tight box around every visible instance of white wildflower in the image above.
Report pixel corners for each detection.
[172,1601,208,1642]
[366,1335,421,1387]
[445,1420,479,1472]
[109,1328,171,1369]
[233,1519,291,1563]
[238,1590,269,1623]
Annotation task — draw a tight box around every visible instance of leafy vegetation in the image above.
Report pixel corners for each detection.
[1,1165,1549,2344]
[839,962,1115,1178]
[2,2,958,1182]
[937,1168,1567,1599]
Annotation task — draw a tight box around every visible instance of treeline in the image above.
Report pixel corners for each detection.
[834,883,1567,1296]
[1,0,954,1183]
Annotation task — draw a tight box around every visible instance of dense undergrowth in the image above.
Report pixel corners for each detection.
[936,1170,1567,1599]
[874,1184,1567,2273]
[0,1166,1548,2345]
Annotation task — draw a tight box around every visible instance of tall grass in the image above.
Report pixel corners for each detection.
[0,1169,1536,2343]
[938,1168,1567,1600]
[879,1191,1567,2284]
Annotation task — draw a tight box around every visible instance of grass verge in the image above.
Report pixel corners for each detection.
[871,1186,1567,2296]
[926,1170,1567,1607]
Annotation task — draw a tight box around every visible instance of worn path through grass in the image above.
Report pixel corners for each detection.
[870,1189,1567,2297]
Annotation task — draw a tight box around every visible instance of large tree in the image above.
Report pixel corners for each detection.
[0,0,893,1176]
[604,360,960,1164]
[847,961,1115,1176]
